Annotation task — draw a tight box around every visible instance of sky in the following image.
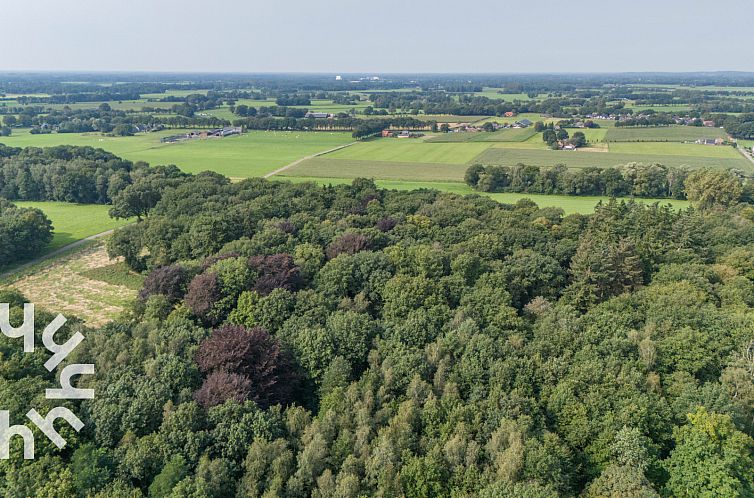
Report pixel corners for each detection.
[2,0,752,74]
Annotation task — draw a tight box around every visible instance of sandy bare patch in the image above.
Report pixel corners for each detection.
[5,244,137,327]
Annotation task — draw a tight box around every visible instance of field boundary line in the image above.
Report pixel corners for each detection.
[0,228,118,281]
[263,142,357,178]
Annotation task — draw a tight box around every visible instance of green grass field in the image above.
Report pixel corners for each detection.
[605,126,728,142]
[13,202,130,252]
[472,147,752,172]
[272,176,690,215]
[281,158,467,182]
[0,129,354,178]
[325,138,489,164]
[608,142,742,158]
[474,127,538,142]
[425,127,537,143]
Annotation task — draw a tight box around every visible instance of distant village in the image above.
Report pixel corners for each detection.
[160,126,243,143]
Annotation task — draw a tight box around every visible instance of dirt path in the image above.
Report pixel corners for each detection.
[263,142,357,178]
[0,228,117,280]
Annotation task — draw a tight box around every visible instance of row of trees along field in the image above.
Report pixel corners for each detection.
[1,166,753,496]
[465,162,752,202]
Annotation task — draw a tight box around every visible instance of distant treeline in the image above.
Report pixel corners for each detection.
[229,115,430,137]
[714,113,754,139]
[615,114,685,127]
[16,92,142,104]
[465,162,751,201]
[1,106,230,134]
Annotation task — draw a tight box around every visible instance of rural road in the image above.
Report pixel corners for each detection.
[263,142,357,178]
[0,228,116,281]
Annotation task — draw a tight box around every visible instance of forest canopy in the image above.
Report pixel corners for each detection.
[1,168,753,496]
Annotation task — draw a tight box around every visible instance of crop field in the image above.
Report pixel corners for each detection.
[281,157,467,181]
[14,201,130,252]
[1,129,354,178]
[605,126,728,142]
[425,127,537,143]
[472,146,753,172]
[475,127,539,142]
[273,176,690,214]
[325,139,490,164]
[607,142,743,158]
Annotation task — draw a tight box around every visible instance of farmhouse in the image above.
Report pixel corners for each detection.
[702,120,715,127]
[504,111,516,117]
[695,137,725,146]
[397,130,424,138]
[160,126,243,143]
[305,112,333,119]
[514,119,533,128]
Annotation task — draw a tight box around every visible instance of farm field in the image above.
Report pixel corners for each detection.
[272,176,690,214]
[284,133,754,182]
[280,157,467,182]
[0,129,354,178]
[608,142,742,158]
[325,139,489,164]
[472,146,753,172]
[472,127,538,142]
[425,127,537,143]
[14,201,130,252]
[605,126,728,142]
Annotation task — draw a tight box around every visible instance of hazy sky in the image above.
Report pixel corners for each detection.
[3,0,752,73]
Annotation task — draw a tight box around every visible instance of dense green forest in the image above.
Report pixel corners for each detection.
[0,144,185,205]
[1,170,753,496]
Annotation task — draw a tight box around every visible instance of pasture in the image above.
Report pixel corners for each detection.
[325,138,489,164]
[605,126,728,142]
[425,127,537,143]
[473,127,538,142]
[281,157,467,182]
[14,201,130,252]
[472,146,752,172]
[607,142,742,158]
[1,129,354,178]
